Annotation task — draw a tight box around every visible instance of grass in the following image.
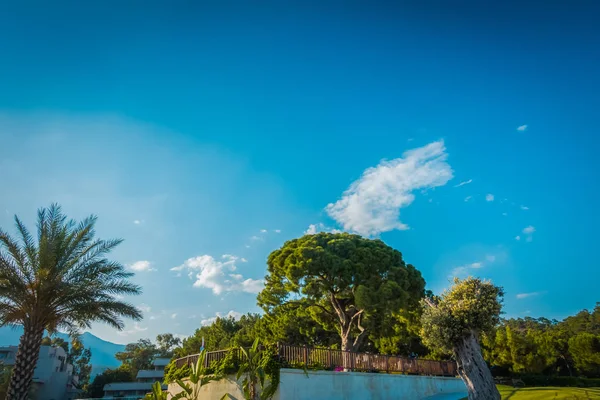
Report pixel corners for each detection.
[497,385,600,399]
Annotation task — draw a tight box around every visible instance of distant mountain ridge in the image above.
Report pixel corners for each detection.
[0,326,125,377]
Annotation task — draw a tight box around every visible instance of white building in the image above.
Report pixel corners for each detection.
[102,358,170,399]
[0,345,80,400]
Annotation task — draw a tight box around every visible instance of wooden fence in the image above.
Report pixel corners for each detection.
[174,344,457,377]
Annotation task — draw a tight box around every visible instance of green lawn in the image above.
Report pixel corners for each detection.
[497,385,600,399]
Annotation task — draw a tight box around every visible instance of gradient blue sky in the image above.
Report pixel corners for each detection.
[1,1,599,344]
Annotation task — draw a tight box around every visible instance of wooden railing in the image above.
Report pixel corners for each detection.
[174,344,457,377]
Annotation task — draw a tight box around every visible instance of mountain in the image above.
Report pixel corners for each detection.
[0,326,125,377]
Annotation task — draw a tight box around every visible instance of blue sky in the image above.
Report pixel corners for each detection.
[1,1,599,344]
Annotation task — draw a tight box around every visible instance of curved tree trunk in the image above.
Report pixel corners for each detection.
[6,323,44,400]
[454,331,500,400]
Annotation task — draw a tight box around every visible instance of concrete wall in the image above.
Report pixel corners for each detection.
[168,369,467,400]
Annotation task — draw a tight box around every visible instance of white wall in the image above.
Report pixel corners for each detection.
[168,369,467,400]
[277,369,466,400]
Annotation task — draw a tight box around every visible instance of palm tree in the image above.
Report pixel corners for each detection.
[0,204,142,400]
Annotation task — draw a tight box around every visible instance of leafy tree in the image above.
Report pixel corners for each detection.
[70,335,92,389]
[421,277,504,400]
[116,338,157,376]
[156,333,182,358]
[568,333,600,377]
[257,302,339,349]
[0,204,142,400]
[84,366,134,398]
[258,233,425,357]
[175,314,261,358]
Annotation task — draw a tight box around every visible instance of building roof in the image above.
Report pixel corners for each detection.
[152,357,171,367]
[103,382,166,392]
[136,369,165,379]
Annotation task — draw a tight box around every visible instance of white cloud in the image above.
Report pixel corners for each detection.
[260,229,267,233]
[486,194,495,202]
[516,291,543,299]
[200,310,243,326]
[171,254,264,294]
[522,225,536,242]
[133,220,142,225]
[454,179,472,188]
[305,224,318,235]
[520,205,529,210]
[464,196,472,202]
[274,229,281,233]
[515,235,521,241]
[523,225,535,235]
[128,260,156,272]
[118,323,148,336]
[149,316,157,320]
[325,140,453,236]
[502,212,508,216]
[450,255,498,278]
[517,125,528,132]
[240,258,248,263]
[171,313,177,319]
[250,235,262,241]
[304,223,342,235]
[245,245,251,248]
[137,303,151,313]
[239,278,265,294]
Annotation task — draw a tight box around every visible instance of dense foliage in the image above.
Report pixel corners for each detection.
[483,303,600,378]
[258,233,426,353]
[421,277,504,353]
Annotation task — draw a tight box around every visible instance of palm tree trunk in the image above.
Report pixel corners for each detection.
[454,331,500,400]
[6,323,44,400]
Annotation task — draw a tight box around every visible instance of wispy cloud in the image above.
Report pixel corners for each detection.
[502,212,508,216]
[171,313,177,319]
[249,235,262,241]
[454,179,473,188]
[118,323,148,336]
[274,229,281,233]
[128,260,156,272]
[486,194,495,202]
[136,303,152,313]
[516,291,544,299]
[520,205,529,210]
[451,261,486,277]
[464,196,472,202]
[133,219,142,225]
[522,225,536,242]
[304,223,342,235]
[517,125,528,132]
[260,229,267,233]
[200,310,243,326]
[515,235,521,241]
[325,140,453,236]
[171,254,264,294]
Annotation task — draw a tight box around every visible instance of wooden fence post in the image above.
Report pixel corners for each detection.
[303,346,308,366]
